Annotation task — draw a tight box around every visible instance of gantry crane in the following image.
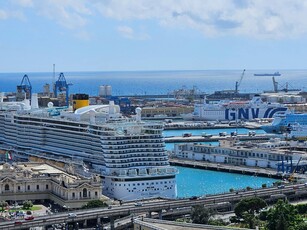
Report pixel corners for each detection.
[235,69,246,94]
[17,74,32,100]
[53,73,72,106]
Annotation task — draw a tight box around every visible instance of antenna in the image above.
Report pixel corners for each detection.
[52,64,55,95]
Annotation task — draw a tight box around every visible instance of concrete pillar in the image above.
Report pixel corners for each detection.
[110,217,115,230]
[158,210,163,220]
[148,211,152,218]
[97,216,101,224]
[83,219,87,228]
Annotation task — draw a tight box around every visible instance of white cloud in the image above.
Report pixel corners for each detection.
[4,0,307,39]
[0,9,9,20]
[0,8,25,21]
[117,26,150,40]
[94,0,307,39]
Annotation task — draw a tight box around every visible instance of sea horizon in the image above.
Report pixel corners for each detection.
[1,69,306,96]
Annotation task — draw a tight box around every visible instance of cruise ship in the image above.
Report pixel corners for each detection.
[182,95,288,121]
[0,93,178,201]
[261,113,307,134]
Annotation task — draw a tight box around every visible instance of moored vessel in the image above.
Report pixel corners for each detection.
[0,92,178,201]
[182,95,288,121]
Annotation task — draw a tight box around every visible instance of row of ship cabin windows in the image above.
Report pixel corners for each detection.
[127,186,173,192]
[111,181,174,187]
[108,162,168,168]
[4,184,49,191]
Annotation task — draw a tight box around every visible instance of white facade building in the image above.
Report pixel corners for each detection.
[0,162,103,208]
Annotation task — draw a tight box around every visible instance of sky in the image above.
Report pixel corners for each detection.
[1,0,307,72]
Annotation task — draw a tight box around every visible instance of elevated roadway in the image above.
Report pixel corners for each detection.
[2,183,307,230]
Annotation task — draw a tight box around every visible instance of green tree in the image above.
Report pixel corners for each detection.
[22,200,33,210]
[266,199,303,230]
[0,201,8,211]
[234,197,267,229]
[191,205,215,224]
[82,200,108,209]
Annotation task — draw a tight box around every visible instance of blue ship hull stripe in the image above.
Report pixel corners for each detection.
[268,108,287,118]
[263,108,273,118]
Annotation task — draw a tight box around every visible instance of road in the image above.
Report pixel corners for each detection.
[2,183,307,229]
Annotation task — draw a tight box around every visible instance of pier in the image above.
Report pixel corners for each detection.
[170,158,284,179]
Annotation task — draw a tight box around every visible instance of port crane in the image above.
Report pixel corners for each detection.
[288,157,303,182]
[235,69,246,94]
[17,74,32,100]
[53,73,72,106]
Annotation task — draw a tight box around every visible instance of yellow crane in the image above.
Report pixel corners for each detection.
[288,157,302,182]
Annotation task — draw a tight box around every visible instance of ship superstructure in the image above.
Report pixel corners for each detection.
[0,93,178,201]
[182,95,288,121]
[261,113,307,134]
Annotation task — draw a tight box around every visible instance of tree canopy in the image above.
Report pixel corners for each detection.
[82,199,108,209]
[234,197,267,229]
[191,205,215,224]
[266,200,303,230]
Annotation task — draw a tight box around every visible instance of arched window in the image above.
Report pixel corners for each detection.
[4,184,9,191]
[83,188,87,197]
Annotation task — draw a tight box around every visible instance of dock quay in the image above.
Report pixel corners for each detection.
[164,122,262,130]
[165,134,276,143]
[169,158,285,179]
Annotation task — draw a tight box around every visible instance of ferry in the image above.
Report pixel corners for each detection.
[261,113,307,134]
[254,72,281,76]
[182,95,288,121]
[289,123,307,139]
[0,93,178,201]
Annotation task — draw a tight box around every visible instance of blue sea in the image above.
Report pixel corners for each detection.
[176,166,277,198]
[1,69,306,95]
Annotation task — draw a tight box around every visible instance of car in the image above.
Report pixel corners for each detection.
[189,196,198,200]
[25,215,34,221]
[14,221,23,225]
[278,185,285,189]
[68,213,77,218]
[108,206,112,209]
[16,211,25,217]
[134,202,143,207]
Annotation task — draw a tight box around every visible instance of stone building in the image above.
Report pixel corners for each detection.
[0,162,103,209]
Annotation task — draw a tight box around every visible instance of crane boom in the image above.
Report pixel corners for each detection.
[235,69,245,94]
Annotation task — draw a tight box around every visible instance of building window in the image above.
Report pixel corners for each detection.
[27,185,30,190]
[18,186,21,191]
[72,192,75,198]
[83,188,87,198]
[46,184,49,189]
[36,185,39,190]
[4,184,9,191]
[95,191,98,197]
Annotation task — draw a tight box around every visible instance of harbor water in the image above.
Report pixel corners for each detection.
[164,128,266,151]
[176,166,277,198]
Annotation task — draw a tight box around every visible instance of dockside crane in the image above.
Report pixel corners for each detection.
[54,73,72,106]
[235,69,246,94]
[17,74,32,100]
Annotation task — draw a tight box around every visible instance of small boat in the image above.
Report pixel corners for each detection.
[254,72,281,76]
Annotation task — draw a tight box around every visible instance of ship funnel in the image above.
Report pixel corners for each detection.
[135,107,142,122]
[109,101,115,114]
[0,92,4,103]
[31,93,39,109]
[73,94,89,112]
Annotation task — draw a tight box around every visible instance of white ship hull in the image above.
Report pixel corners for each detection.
[103,175,177,201]
[0,98,178,201]
[183,96,288,121]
